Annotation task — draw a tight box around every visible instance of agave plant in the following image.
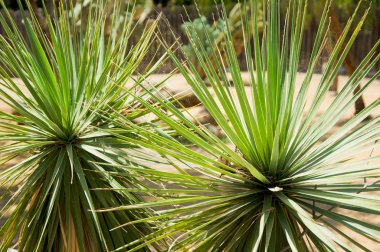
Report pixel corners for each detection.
[181,16,227,79]
[180,4,263,80]
[0,1,166,251]
[106,0,380,251]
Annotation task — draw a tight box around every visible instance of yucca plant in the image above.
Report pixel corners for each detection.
[0,1,166,251]
[106,0,380,251]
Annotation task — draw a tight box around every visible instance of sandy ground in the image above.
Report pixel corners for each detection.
[1,73,380,250]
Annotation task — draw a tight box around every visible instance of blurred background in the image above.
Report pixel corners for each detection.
[1,0,379,76]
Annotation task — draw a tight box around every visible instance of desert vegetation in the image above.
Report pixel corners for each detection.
[0,0,379,251]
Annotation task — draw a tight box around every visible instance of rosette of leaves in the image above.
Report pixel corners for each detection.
[0,1,165,251]
[107,0,380,251]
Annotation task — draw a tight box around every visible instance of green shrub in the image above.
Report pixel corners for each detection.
[181,16,227,79]
[110,0,380,251]
[0,1,165,251]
